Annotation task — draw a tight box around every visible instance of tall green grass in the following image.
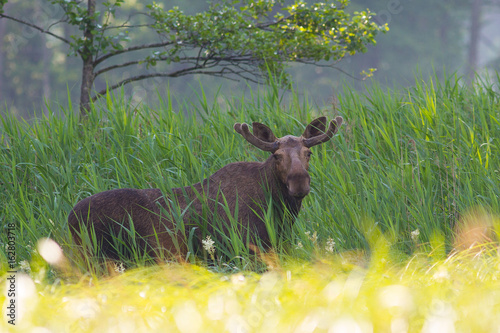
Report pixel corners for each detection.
[1,73,500,272]
[300,72,500,254]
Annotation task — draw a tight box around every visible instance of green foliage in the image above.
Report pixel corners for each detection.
[51,0,129,57]
[147,0,384,74]
[0,0,6,13]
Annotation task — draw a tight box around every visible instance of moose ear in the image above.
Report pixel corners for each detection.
[302,117,327,139]
[252,122,277,143]
[303,116,343,148]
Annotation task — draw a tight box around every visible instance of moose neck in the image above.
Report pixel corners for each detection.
[260,155,303,218]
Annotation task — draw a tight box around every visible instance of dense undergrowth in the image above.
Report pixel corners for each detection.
[1,73,500,331]
[5,246,500,332]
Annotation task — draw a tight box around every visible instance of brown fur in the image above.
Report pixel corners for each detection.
[68,117,343,259]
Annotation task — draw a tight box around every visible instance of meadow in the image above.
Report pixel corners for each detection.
[1,74,500,332]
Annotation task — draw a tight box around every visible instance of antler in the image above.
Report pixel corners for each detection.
[234,123,279,152]
[303,116,343,148]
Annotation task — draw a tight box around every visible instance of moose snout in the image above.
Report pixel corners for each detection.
[286,173,311,199]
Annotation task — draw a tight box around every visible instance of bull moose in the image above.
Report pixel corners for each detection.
[68,116,343,259]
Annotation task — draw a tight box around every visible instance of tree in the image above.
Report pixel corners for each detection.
[467,0,482,81]
[0,0,386,114]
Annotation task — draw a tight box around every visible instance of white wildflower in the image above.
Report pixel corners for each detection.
[305,231,318,243]
[37,238,64,266]
[19,260,31,273]
[113,262,125,274]
[231,274,245,285]
[433,267,450,282]
[325,238,336,253]
[411,229,420,241]
[202,235,216,260]
[378,285,414,314]
[296,242,303,250]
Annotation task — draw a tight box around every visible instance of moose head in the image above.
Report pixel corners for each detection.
[234,116,343,200]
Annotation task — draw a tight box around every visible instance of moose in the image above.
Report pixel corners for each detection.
[68,116,343,259]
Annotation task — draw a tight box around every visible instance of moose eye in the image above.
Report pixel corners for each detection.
[306,151,313,158]
[273,153,283,161]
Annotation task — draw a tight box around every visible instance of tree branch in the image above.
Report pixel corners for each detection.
[91,68,194,100]
[0,13,72,45]
[103,23,152,30]
[93,52,253,78]
[94,54,206,78]
[294,58,364,81]
[102,11,152,31]
[93,40,176,66]
[91,65,262,101]
[46,18,67,32]
[94,59,144,77]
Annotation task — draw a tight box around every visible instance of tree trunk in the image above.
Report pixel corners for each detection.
[36,0,51,115]
[42,36,51,115]
[79,58,95,114]
[79,0,96,115]
[467,0,482,82]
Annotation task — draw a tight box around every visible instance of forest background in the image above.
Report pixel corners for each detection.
[1,0,500,119]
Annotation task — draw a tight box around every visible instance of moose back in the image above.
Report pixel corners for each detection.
[68,116,343,259]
